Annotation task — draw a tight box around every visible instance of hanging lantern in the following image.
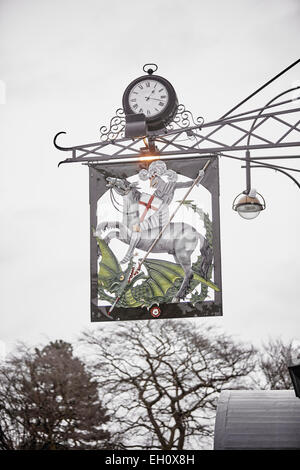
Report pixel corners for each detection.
[232,190,266,220]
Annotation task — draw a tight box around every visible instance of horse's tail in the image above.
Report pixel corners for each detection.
[198,236,213,279]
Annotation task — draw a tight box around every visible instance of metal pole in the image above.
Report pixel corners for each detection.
[245,150,251,193]
[220,58,300,119]
[242,164,300,190]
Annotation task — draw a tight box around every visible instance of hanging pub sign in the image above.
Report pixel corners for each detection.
[55,62,300,323]
[90,156,222,322]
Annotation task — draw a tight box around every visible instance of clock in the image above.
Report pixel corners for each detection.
[122,72,178,131]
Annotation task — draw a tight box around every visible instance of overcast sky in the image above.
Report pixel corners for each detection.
[1,0,300,356]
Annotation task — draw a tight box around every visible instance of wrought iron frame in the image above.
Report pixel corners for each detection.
[54,74,300,322]
[54,87,300,191]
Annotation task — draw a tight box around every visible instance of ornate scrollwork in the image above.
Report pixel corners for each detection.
[99,108,126,141]
[99,104,204,141]
[167,104,204,131]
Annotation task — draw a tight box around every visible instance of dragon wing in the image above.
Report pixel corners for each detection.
[143,258,219,297]
[143,259,185,297]
[96,237,122,288]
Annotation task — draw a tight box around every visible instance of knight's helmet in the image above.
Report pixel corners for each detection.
[139,161,178,187]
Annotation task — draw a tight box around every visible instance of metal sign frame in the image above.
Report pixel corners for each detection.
[89,156,222,322]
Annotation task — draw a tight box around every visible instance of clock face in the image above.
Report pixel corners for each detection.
[128,79,169,117]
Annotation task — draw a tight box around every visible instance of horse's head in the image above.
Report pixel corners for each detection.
[106,177,139,196]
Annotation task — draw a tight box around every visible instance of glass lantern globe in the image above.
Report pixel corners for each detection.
[232,193,266,220]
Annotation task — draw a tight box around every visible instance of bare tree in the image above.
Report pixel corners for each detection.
[258,338,300,390]
[0,340,110,450]
[81,320,256,450]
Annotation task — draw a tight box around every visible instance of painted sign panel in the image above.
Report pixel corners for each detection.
[89,156,222,322]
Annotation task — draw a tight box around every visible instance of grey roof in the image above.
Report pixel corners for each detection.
[214,390,300,450]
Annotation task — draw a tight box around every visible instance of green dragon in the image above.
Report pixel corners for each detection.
[97,201,219,309]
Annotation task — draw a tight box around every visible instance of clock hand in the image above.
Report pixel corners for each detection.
[148,97,165,102]
[145,84,158,101]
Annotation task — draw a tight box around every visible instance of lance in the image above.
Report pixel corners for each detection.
[108,158,211,314]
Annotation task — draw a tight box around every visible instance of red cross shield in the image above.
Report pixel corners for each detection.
[139,193,163,222]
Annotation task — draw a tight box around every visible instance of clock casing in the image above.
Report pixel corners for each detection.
[122,74,178,131]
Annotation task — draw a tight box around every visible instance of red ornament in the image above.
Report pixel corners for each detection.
[150,306,161,318]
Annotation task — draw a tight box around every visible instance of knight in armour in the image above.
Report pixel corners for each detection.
[121,160,202,264]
